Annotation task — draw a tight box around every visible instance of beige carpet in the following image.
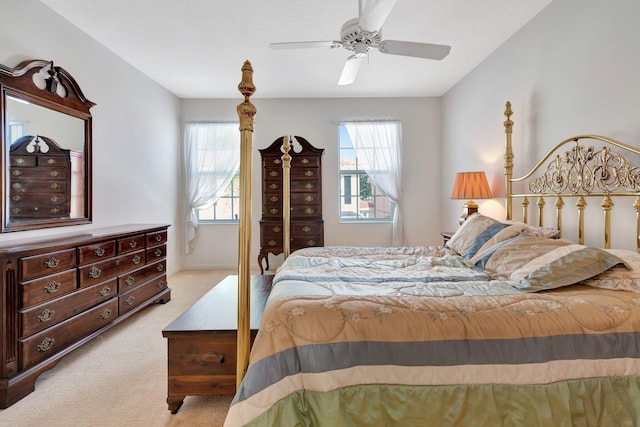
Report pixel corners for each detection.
[0,270,238,427]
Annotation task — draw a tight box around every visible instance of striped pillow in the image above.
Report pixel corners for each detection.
[446,214,526,259]
[470,235,627,291]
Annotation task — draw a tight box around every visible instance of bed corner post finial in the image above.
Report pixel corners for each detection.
[504,101,514,221]
[236,60,256,389]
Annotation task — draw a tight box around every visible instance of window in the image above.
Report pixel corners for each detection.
[338,123,400,222]
[8,121,24,143]
[184,122,240,252]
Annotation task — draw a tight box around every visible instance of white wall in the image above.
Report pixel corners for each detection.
[181,97,442,270]
[0,0,181,274]
[442,0,640,250]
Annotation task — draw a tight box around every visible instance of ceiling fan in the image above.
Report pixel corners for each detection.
[269,0,451,85]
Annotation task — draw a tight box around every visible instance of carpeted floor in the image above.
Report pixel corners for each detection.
[0,270,238,427]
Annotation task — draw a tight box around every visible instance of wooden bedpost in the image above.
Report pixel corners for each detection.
[236,60,256,388]
[504,101,514,221]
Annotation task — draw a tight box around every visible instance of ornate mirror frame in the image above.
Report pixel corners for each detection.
[0,59,94,232]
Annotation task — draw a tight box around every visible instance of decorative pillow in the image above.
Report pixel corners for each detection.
[581,249,640,293]
[470,235,627,292]
[504,220,560,239]
[470,235,572,278]
[445,213,526,259]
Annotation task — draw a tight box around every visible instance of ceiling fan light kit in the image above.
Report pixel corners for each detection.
[270,0,451,85]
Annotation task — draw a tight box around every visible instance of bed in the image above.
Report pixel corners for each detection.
[227,65,640,425]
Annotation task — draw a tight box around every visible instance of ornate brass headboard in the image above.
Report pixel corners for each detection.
[503,101,640,251]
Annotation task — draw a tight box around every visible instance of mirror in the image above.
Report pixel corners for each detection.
[0,59,94,232]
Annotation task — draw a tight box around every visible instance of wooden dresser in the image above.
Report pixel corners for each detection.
[162,274,272,413]
[258,136,324,273]
[0,224,171,408]
[9,135,73,220]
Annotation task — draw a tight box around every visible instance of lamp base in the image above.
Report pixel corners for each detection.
[458,200,479,225]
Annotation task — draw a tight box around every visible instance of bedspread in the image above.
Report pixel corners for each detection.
[225,246,640,426]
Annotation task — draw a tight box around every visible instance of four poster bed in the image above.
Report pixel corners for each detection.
[229,66,640,425]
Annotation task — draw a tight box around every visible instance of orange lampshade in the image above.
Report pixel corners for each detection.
[450,171,492,200]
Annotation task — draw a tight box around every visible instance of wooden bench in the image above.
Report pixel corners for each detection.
[162,274,273,414]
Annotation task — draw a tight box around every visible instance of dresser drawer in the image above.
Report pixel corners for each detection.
[20,298,118,370]
[21,269,77,309]
[292,156,320,168]
[146,244,166,262]
[290,192,320,205]
[291,205,320,218]
[21,279,117,338]
[118,260,166,293]
[263,180,281,194]
[291,180,318,192]
[291,221,323,235]
[10,179,68,194]
[11,156,37,167]
[117,234,146,254]
[20,249,77,282]
[11,167,68,180]
[77,240,116,266]
[78,250,145,288]
[119,274,168,315]
[291,167,319,181]
[292,235,323,250]
[147,230,167,246]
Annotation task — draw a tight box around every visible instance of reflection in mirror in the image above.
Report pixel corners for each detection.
[0,59,94,232]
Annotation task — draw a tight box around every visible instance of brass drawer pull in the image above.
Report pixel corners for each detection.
[100,309,112,319]
[125,296,135,305]
[302,226,311,233]
[269,170,278,177]
[50,170,59,177]
[99,287,111,296]
[307,240,317,246]
[50,208,60,215]
[13,182,22,189]
[305,208,314,214]
[12,169,22,176]
[270,208,279,214]
[51,183,60,190]
[270,196,279,202]
[201,352,225,364]
[44,281,61,293]
[37,337,55,352]
[45,257,60,268]
[301,158,310,164]
[268,240,277,247]
[133,255,142,265]
[51,196,59,202]
[155,235,162,242]
[269,183,279,190]
[47,158,56,164]
[12,195,21,201]
[272,226,281,232]
[88,266,101,279]
[156,280,165,288]
[157,264,165,272]
[304,170,314,176]
[12,207,21,214]
[37,308,55,323]
[305,195,314,202]
[125,276,135,286]
[154,248,162,257]
[304,183,314,189]
[94,247,105,256]
[129,240,137,248]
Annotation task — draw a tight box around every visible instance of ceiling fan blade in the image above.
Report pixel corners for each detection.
[359,0,398,33]
[338,55,363,86]
[270,41,341,50]
[377,40,451,60]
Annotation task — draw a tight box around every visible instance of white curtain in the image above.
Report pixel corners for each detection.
[184,122,239,253]
[345,121,404,246]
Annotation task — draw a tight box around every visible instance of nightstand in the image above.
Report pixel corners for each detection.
[441,231,455,245]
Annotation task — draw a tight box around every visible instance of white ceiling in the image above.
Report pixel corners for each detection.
[39,0,552,99]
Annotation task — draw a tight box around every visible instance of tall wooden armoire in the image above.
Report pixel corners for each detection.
[258,136,324,273]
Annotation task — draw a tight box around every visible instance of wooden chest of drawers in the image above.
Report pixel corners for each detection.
[9,135,72,220]
[258,136,324,273]
[0,224,171,408]
[162,274,272,414]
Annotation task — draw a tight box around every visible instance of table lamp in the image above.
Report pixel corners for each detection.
[450,171,492,224]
